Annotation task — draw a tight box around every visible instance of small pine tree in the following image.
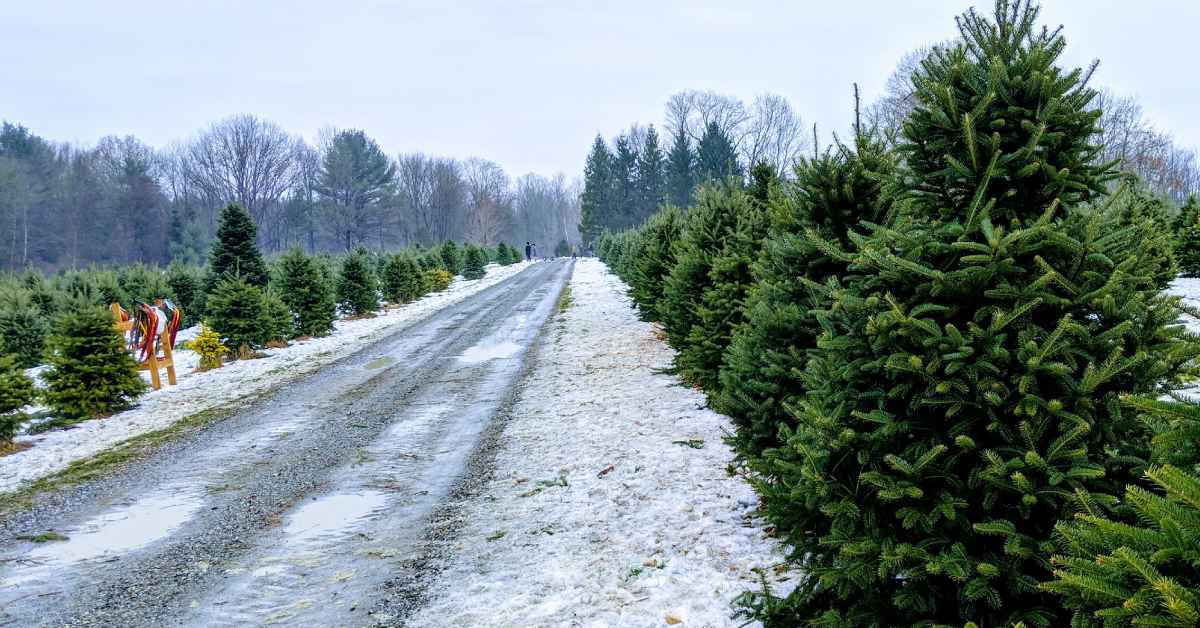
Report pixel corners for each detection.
[207,203,268,290]
[462,245,487,280]
[186,324,228,371]
[261,289,293,345]
[626,207,684,322]
[0,354,36,443]
[1044,398,1200,627]
[1178,224,1200,277]
[0,291,49,368]
[20,269,56,316]
[206,276,269,354]
[43,304,146,421]
[337,248,380,316]
[276,248,336,337]
[424,269,453,292]
[440,241,462,275]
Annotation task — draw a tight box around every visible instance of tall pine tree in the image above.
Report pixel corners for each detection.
[611,135,638,229]
[666,126,697,208]
[579,136,615,244]
[696,121,742,184]
[635,126,667,223]
[207,203,268,290]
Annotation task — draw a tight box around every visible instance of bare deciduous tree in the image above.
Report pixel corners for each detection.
[462,157,512,245]
[742,93,806,173]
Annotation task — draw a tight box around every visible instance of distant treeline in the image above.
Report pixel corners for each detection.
[0,118,581,272]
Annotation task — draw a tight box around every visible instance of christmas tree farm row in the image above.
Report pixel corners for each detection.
[598,2,1200,625]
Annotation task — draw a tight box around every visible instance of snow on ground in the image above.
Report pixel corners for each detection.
[408,259,789,628]
[0,262,530,495]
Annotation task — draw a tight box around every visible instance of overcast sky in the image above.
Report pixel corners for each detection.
[2,1,1195,178]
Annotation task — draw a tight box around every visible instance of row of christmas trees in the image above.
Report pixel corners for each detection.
[0,203,523,447]
[598,1,1200,625]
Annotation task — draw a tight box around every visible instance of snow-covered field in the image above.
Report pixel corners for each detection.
[0,262,530,495]
[408,259,789,628]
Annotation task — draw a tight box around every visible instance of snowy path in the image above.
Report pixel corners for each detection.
[0,260,571,627]
[0,261,531,496]
[405,259,789,628]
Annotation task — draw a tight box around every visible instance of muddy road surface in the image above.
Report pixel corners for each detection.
[0,259,572,627]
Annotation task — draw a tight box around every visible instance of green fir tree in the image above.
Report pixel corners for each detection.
[206,203,268,290]
[276,248,336,337]
[206,276,269,354]
[0,354,36,443]
[43,304,147,421]
[740,2,1198,625]
[462,244,487,280]
[337,247,380,316]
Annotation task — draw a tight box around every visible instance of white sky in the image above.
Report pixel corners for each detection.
[1,1,1195,178]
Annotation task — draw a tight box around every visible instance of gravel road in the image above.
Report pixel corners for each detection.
[0,259,572,628]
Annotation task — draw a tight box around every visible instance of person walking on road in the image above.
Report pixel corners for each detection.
[525,241,532,261]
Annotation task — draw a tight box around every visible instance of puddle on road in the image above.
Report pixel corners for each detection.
[284,491,388,546]
[457,340,522,363]
[364,356,395,369]
[1,488,202,589]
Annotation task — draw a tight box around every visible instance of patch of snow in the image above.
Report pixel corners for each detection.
[407,259,790,628]
[0,263,532,496]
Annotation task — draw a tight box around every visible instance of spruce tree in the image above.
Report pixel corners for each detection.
[611,135,639,229]
[676,164,775,390]
[580,135,615,244]
[439,240,462,275]
[276,248,336,337]
[0,291,49,368]
[666,126,696,208]
[206,276,269,354]
[659,182,745,357]
[636,125,667,222]
[462,244,487,280]
[337,247,380,316]
[261,289,294,345]
[717,129,899,457]
[43,304,146,421]
[1178,224,1200,277]
[166,262,203,326]
[207,204,268,290]
[695,121,742,184]
[744,2,1199,625]
[626,207,684,322]
[1044,398,1200,627]
[0,354,36,443]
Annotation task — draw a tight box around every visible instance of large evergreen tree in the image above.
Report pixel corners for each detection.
[611,135,638,229]
[635,126,667,223]
[316,129,396,251]
[579,136,615,244]
[666,126,697,208]
[695,121,742,184]
[743,2,1198,625]
[207,203,268,289]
